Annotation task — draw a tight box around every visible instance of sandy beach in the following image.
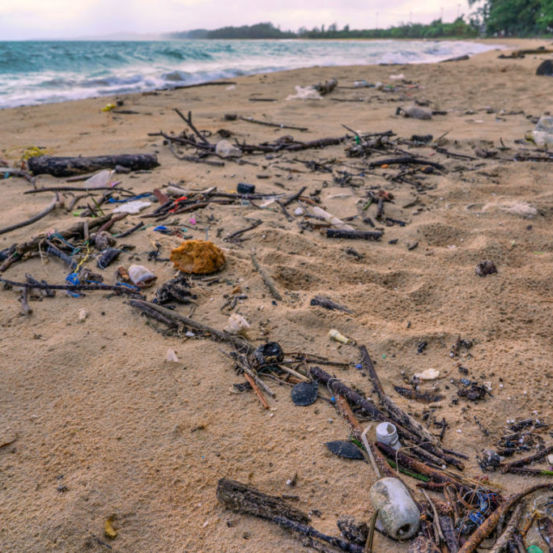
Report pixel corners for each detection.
[3,37,553,552]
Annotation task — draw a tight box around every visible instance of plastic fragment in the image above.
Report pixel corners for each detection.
[325,440,365,460]
[329,328,352,345]
[104,518,117,539]
[291,381,318,406]
[414,368,440,380]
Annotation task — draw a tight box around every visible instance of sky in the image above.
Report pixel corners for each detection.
[1,0,471,40]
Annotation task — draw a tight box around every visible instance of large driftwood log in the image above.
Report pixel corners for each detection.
[28,154,159,176]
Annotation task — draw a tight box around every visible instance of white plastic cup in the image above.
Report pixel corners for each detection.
[376,422,401,451]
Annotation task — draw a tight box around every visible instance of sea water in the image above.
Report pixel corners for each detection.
[0,39,498,108]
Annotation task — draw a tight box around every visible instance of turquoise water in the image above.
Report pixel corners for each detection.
[0,39,498,108]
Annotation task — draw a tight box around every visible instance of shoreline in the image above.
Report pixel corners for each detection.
[3,37,553,553]
[0,37,528,112]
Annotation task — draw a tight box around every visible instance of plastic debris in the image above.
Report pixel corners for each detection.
[291,381,318,406]
[166,349,179,363]
[84,169,115,189]
[414,368,440,381]
[113,200,151,214]
[312,206,354,231]
[286,85,323,101]
[128,264,157,288]
[104,518,117,539]
[376,422,401,451]
[369,477,420,540]
[237,182,255,194]
[329,328,352,345]
[532,116,553,146]
[215,139,241,158]
[97,248,121,269]
[402,105,432,120]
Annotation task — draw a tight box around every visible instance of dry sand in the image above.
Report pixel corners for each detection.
[2,38,553,552]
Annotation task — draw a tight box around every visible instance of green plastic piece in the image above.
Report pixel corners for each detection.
[528,545,544,553]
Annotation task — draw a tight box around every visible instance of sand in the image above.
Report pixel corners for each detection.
[2,38,553,552]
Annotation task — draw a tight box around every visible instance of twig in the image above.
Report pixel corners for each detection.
[239,116,308,132]
[115,221,145,238]
[422,489,445,542]
[283,185,307,206]
[365,510,378,553]
[174,108,210,145]
[224,219,262,242]
[0,277,141,296]
[250,252,282,301]
[24,186,133,195]
[0,194,59,236]
[0,166,36,186]
[129,299,252,352]
[244,372,270,409]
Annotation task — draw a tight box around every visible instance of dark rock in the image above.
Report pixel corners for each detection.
[475,260,497,277]
[537,60,553,76]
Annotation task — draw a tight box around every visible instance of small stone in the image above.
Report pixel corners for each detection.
[403,105,432,120]
[78,309,88,322]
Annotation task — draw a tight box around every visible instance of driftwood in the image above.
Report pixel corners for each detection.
[500,443,553,472]
[326,229,383,241]
[216,478,363,553]
[216,478,309,523]
[28,154,159,176]
[310,366,383,420]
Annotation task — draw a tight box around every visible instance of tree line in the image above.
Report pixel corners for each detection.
[168,6,553,41]
[470,0,553,35]
[168,20,478,40]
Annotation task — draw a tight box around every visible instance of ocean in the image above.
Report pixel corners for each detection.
[0,39,498,108]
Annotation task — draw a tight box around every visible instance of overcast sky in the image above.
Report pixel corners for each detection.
[1,0,471,40]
